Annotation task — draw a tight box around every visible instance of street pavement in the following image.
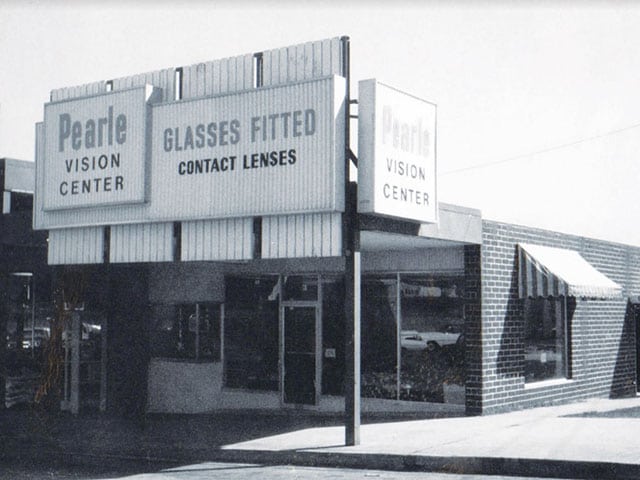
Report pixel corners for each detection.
[2,396,640,479]
[87,463,590,480]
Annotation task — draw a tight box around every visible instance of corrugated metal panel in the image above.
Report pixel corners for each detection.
[182,54,254,99]
[111,68,175,102]
[262,213,341,259]
[48,227,104,265]
[50,81,106,101]
[110,223,173,263]
[262,37,343,86]
[182,218,253,261]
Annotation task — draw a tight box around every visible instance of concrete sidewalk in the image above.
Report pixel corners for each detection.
[220,396,640,478]
[2,396,640,479]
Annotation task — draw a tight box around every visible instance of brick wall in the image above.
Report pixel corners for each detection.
[477,220,640,414]
[464,244,483,414]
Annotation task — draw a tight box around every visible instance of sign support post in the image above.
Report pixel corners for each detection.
[342,35,361,446]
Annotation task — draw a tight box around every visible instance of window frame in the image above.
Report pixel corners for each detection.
[149,302,222,362]
[522,295,571,384]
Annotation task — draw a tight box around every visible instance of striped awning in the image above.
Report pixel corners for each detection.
[518,243,622,299]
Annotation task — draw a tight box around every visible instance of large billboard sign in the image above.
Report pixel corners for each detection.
[357,80,437,224]
[151,76,345,219]
[42,86,159,210]
[35,76,345,229]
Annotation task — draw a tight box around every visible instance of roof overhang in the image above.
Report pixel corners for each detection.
[359,202,482,252]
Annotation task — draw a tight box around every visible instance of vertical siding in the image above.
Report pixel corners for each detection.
[260,38,345,260]
[111,68,175,102]
[261,37,343,86]
[262,213,341,259]
[50,81,106,101]
[181,218,253,261]
[181,55,254,99]
[110,223,173,263]
[48,227,104,265]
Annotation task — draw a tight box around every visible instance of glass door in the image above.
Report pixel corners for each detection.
[282,305,318,405]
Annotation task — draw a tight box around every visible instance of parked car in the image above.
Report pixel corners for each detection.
[400,331,427,351]
[401,329,461,351]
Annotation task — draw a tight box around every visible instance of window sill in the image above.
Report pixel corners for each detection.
[524,377,573,390]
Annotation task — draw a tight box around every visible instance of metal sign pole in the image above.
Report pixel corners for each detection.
[341,35,361,446]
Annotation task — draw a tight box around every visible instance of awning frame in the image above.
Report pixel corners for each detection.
[517,243,622,300]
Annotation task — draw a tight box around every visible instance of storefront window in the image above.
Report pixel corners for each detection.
[524,297,568,383]
[399,275,465,403]
[361,276,398,400]
[149,303,221,361]
[224,276,279,391]
[361,274,465,403]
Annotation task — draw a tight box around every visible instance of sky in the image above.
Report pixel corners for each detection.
[2,1,640,245]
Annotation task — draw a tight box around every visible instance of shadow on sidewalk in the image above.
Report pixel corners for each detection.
[0,404,463,462]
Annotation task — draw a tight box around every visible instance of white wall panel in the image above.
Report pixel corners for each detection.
[50,81,106,101]
[262,37,343,86]
[182,54,253,99]
[182,218,253,261]
[110,223,173,263]
[262,213,341,259]
[111,68,175,102]
[48,227,104,265]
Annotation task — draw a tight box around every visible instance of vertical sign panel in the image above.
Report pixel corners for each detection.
[43,86,160,211]
[358,80,437,224]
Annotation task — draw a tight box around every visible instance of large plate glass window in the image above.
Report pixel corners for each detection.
[361,276,398,400]
[361,273,465,404]
[523,297,569,383]
[399,274,465,403]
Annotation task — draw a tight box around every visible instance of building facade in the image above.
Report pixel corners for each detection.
[31,37,639,417]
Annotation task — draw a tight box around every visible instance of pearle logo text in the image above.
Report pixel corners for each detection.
[58,106,127,152]
[55,105,127,198]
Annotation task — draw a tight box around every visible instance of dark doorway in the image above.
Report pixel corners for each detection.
[283,306,317,405]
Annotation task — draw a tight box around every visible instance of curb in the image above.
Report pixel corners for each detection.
[6,447,640,480]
